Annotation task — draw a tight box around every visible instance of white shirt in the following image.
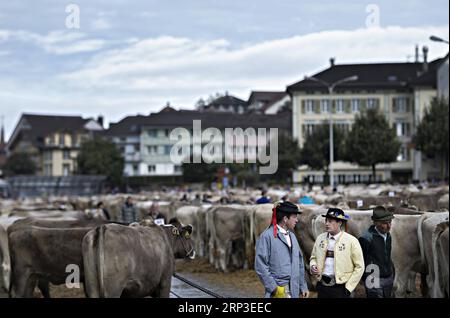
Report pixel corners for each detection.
[277,225,292,248]
[323,231,342,277]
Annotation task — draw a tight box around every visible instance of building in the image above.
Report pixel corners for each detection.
[198,92,248,114]
[0,120,6,175]
[247,91,291,114]
[287,52,445,184]
[437,54,449,99]
[106,108,291,177]
[6,114,104,176]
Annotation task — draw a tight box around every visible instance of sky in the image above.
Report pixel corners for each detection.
[0,0,449,139]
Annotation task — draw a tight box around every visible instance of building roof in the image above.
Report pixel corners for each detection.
[105,110,291,136]
[287,57,445,93]
[7,114,102,150]
[203,94,248,112]
[248,91,287,106]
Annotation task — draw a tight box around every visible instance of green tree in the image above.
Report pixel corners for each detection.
[268,132,301,183]
[344,108,400,181]
[413,97,449,179]
[300,123,345,182]
[76,136,124,186]
[4,151,36,175]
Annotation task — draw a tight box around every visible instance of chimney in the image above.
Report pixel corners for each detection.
[97,115,104,128]
[422,46,429,72]
[415,45,419,62]
[330,57,335,67]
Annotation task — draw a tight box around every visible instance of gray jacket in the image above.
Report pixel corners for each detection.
[121,203,138,224]
[255,225,308,298]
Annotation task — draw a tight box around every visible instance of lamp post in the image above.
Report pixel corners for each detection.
[430,35,449,45]
[304,75,358,189]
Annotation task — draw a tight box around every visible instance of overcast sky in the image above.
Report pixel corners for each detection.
[0,0,449,139]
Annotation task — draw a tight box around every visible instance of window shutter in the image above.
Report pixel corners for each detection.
[360,99,367,111]
[392,98,397,113]
[345,99,351,113]
[406,98,410,113]
[301,100,305,114]
[314,100,320,114]
[331,100,336,113]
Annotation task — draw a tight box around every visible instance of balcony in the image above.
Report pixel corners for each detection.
[125,152,141,162]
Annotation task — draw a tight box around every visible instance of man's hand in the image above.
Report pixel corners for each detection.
[300,291,309,298]
[271,286,286,298]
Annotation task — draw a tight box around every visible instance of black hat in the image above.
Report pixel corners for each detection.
[372,206,395,221]
[275,201,302,215]
[322,208,350,221]
[271,201,301,238]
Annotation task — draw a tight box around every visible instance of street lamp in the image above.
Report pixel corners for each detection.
[304,75,359,189]
[430,35,449,45]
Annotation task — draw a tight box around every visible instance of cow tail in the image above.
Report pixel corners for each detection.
[417,214,427,273]
[97,225,106,298]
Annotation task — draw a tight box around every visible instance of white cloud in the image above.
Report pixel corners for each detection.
[60,25,449,94]
[0,29,107,54]
[91,17,112,30]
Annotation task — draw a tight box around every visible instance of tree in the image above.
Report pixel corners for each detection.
[76,136,124,187]
[413,97,449,179]
[267,132,301,183]
[344,108,400,181]
[4,151,36,176]
[300,123,345,182]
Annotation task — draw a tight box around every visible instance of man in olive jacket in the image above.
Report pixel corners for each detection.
[310,208,364,298]
[359,206,395,298]
[255,201,309,298]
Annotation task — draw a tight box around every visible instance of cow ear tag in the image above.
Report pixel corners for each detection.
[172,227,179,236]
[184,231,190,239]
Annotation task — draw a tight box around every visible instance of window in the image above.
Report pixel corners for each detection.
[303,123,315,135]
[367,98,378,109]
[397,145,409,161]
[44,164,52,176]
[133,165,139,174]
[148,165,156,173]
[43,151,52,161]
[394,97,408,113]
[62,164,70,176]
[134,144,140,152]
[394,122,410,137]
[321,100,330,113]
[164,145,172,155]
[305,100,314,113]
[351,99,360,113]
[158,146,165,155]
[147,129,157,137]
[63,150,70,160]
[59,134,65,146]
[336,99,345,113]
[174,165,182,173]
[147,146,158,154]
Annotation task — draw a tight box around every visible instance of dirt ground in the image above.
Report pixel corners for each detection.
[36,258,422,298]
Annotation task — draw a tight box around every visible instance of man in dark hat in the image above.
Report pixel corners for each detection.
[254,201,309,298]
[358,205,395,298]
[310,208,364,298]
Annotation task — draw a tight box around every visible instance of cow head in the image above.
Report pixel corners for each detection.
[168,218,195,259]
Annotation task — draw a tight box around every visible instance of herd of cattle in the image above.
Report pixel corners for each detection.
[0,183,448,298]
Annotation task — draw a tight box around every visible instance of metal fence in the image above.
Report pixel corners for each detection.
[6,175,106,198]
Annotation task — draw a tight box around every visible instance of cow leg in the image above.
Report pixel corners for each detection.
[38,279,51,298]
[153,275,171,298]
[11,269,36,298]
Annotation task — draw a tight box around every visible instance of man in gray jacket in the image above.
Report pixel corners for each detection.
[121,196,138,224]
[255,201,309,298]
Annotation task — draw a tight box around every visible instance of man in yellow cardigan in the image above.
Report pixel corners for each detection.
[310,208,364,298]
